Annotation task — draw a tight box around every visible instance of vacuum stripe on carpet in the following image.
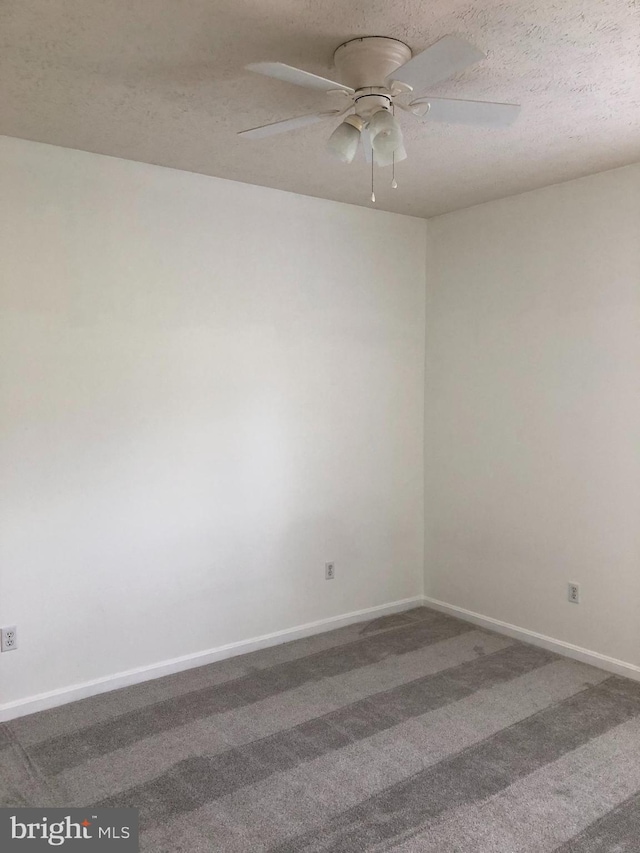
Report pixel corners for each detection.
[9,609,432,746]
[138,659,607,853]
[552,786,640,852]
[28,611,474,774]
[384,715,640,852]
[98,643,555,827]
[56,630,513,803]
[270,676,640,853]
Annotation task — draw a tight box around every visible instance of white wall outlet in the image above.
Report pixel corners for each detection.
[567,583,580,604]
[325,562,336,580]
[1,626,18,652]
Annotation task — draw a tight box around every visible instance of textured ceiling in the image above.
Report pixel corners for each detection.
[1,0,639,217]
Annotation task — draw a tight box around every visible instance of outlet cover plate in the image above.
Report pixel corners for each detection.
[568,583,580,604]
[1,626,18,652]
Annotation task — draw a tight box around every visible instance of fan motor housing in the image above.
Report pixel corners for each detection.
[333,37,412,91]
[353,90,392,118]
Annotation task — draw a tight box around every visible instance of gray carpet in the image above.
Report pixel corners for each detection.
[2,606,640,851]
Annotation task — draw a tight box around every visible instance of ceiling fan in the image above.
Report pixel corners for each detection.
[238,35,520,198]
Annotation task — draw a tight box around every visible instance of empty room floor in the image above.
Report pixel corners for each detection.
[2,607,640,851]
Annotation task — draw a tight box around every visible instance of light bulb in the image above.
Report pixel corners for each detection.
[391,178,398,189]
[327,116,363,164]
[368,109,403,159]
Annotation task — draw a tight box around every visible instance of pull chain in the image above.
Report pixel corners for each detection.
[391,103,398,189]
[371,155,375,203]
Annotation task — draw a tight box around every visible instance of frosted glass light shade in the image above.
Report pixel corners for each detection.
[368,109,403,159]
[374,143,407,167]
[327,117,362,163]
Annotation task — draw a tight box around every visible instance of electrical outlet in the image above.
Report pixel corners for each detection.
[568,583,580,604]
[325,562,335,580]
[1,626,18,652]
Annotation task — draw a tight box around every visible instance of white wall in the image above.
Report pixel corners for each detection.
[0,136,427,710]
[425,164,640,668]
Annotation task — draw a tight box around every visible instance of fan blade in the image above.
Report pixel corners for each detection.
[361,128,372,164]
[411,96,520,127]
[238,111,340,140]
[387,35,485,91]
[246,62,354,94]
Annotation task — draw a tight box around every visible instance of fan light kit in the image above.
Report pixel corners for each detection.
[239,35,520,202]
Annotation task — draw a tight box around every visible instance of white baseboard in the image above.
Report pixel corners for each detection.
[0,596,423,722]
[423,596,640,683]
[6,593,635,724]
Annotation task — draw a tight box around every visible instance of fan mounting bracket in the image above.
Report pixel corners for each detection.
[333,37,412,90]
